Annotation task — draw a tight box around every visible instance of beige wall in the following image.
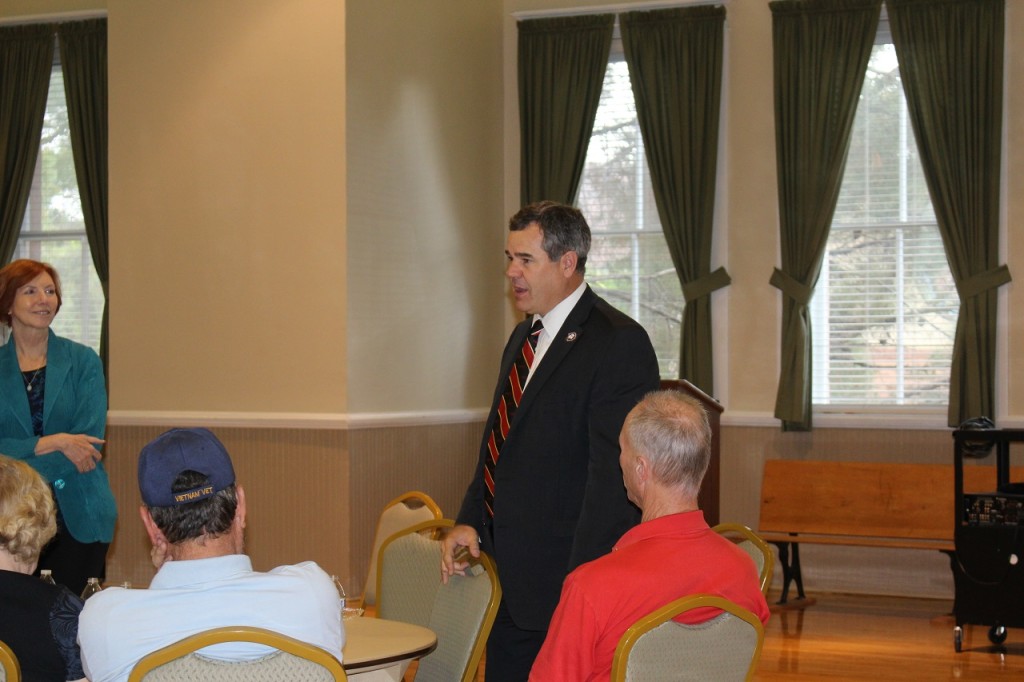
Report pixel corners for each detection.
[108,0,348,414]
[2,0,1021,598]
[721,0,785,412]
[346,0,506,413]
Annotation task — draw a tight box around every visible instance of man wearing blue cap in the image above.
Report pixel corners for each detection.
[77,428,344,682]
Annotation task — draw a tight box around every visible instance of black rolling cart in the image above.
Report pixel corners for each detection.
[951,427,1024,652]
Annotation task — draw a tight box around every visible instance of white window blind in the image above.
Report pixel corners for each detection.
[811,39,958,407]
[14,60,103,353]
[576,45,682,378]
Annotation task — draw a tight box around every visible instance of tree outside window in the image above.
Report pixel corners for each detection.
[13,64,102,353]
[811,41,958,407]
[577,55,682,379]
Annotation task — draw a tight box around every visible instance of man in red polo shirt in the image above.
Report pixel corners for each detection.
[529,390,770,681]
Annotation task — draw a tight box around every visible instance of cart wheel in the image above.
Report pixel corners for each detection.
[954,626,963,652]
[989,625,1007,645]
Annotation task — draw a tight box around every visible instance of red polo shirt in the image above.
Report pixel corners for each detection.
[529,510,769,682]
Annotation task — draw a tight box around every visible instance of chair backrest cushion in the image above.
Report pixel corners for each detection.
[612,595,764,682]
[377,520,501,682]
[377,529,444,627]
[712,523,774,595]
[624,612,758,682]
[364,492,442,606]
[140,651,337,682]
[127,627,345,682]
[415,561,497,682]
[736,540,764,576]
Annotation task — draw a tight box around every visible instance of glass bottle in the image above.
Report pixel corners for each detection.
[330,574,347,610]
[80,577,103,600]
[40,569,57,585]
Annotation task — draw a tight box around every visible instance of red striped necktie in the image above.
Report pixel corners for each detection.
[484,318,543,517]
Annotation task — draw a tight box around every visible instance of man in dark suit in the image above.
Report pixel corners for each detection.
[441,201,660,682]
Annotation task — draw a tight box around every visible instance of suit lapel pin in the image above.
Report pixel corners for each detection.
[566,331,578,342]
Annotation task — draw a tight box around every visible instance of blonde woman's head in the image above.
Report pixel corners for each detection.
[0,456,57,565]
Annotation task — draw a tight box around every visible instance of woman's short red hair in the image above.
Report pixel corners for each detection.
[0,259,63,328]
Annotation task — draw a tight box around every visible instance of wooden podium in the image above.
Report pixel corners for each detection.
[660,379,722,526]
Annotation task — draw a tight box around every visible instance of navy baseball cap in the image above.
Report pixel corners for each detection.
[138,428,236,507]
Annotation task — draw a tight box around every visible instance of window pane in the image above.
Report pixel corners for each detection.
[812,41,958,407]
[577,55,682,378]
[16,65,102,352]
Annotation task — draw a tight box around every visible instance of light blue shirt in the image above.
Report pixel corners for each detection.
[78,555,343,682]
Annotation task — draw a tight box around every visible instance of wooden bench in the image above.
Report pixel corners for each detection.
[758,459,1022,605]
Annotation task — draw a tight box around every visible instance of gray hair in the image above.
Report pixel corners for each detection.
[624,390,711,499]
[508,201,591,274]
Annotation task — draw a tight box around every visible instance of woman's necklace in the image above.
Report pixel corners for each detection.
[22,367,44,392]
[16,341,49,393]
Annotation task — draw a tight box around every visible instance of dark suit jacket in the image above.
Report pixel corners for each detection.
[457,286,660,630]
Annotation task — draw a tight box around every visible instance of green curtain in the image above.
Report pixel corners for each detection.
[518,14,613,205]
[58,18,109,375]
[621,6,727,395]
[0,24,54,265]
[887,0,1008,427]
[770,0,881,431]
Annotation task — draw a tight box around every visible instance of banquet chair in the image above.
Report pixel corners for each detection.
[0,639,20,682]
[610,594,765,682]
[362,491,443,607]
[126,626,347,682]
[377,519,501,682]
[713,522,774,595]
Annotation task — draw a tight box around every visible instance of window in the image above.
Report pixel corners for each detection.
[14,58,103,352]
[811,34,958,407]
[576,42,682,378]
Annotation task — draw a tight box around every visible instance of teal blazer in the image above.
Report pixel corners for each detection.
[0,330,117,543]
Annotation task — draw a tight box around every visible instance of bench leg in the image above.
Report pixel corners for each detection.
[773,539,806,605]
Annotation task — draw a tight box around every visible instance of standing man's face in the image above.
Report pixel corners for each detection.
[505,223,578,316]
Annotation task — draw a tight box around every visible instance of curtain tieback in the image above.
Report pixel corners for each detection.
[769,267,812,306]
[682,267,731,304]
[955,264,1012,301]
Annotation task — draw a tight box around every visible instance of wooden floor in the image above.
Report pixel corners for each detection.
[757,591,1024,680]
[463,591,1024,681]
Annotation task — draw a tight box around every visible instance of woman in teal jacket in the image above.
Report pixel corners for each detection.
[0,259,116,594]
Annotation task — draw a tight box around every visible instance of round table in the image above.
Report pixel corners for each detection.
[342,616,436,681]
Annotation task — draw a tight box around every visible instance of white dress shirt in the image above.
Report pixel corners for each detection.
[525,281,587,388]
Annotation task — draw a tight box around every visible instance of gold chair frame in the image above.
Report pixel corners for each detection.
[363,491,443,607]
[377,519,500,682]
[126,626,346,682]
[611,594,765,682]
[713,522,775,595]
[0,639,20,682]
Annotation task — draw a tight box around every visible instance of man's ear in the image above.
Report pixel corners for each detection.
[234,484,247,530]
[635,454,650,484]
[139,505,167,546]
[560,250,578,277]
